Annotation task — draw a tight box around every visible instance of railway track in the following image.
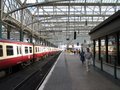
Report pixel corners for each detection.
[0,52,61,90]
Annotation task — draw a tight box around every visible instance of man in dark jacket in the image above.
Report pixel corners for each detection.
[80,49,85,64]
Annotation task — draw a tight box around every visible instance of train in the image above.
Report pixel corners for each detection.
[0,39,60,71]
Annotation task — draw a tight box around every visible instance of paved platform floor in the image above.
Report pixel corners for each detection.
[39,52,120,90]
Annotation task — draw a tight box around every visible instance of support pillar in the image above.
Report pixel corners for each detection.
[7,25,11,39]
[0,0,3,38]
[20,30,23,41]
[30,35,33,43]
[99,39,103,71]
[30,17,33,43]
[93,40,95,67]
[20,10,24,41]
[43,39,45,46]
[106,36,108,63]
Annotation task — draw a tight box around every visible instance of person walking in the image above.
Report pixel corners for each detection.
[80,49,85,64]
[84,48,92,72]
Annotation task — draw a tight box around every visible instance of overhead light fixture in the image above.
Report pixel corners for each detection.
[74,31,76,39]
[66,38,69,41]
[85,20,87,26]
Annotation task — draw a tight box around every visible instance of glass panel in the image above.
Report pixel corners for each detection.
[95,40,101,68]
[0,45,3,57]
[6,46,13,56]
[90,41,93,54]
[100,38,106,62]
[95,40,99,61]
[108,35,117,65]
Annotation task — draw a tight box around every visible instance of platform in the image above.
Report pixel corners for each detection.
[39,52,120,90]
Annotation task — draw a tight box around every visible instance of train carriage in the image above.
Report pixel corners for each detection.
[33,45,45,61]
[0,39,33,69]
[0,39,60,71]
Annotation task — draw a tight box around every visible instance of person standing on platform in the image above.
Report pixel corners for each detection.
[80,49,85,64]
[84,48,92,72]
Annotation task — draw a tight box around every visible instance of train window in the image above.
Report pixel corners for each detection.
[17,46,19,54]
[29,47,32,53]
[17,46,22,55]
[39,47,41,52]
[6,45,13,56]
[25,47,28,54]
[0,45,3,57]
[19,46,22,54]
[36,47,37,52]
[38,47,39,52]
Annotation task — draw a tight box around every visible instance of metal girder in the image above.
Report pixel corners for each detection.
[8,15,100,29]
[39,29,90,32]
[40,21,101,23]
[26,3,120,6]
[2,15,33,35]
[33,14,110,17]
[39,25,94,28]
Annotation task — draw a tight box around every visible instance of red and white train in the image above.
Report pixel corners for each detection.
[0,39,60,70]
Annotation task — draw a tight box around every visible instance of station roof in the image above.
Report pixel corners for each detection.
[89,10,120,34]
[2,0,120,46]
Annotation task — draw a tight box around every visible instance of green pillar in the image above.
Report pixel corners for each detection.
[0,0,3,38]
[30,34,33,43]
[0,19,2,39]
[30,17,33,43]
[7,25,11,39]
[20,10,23,41]
[42,39,44,45]
[20,30,23,41]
